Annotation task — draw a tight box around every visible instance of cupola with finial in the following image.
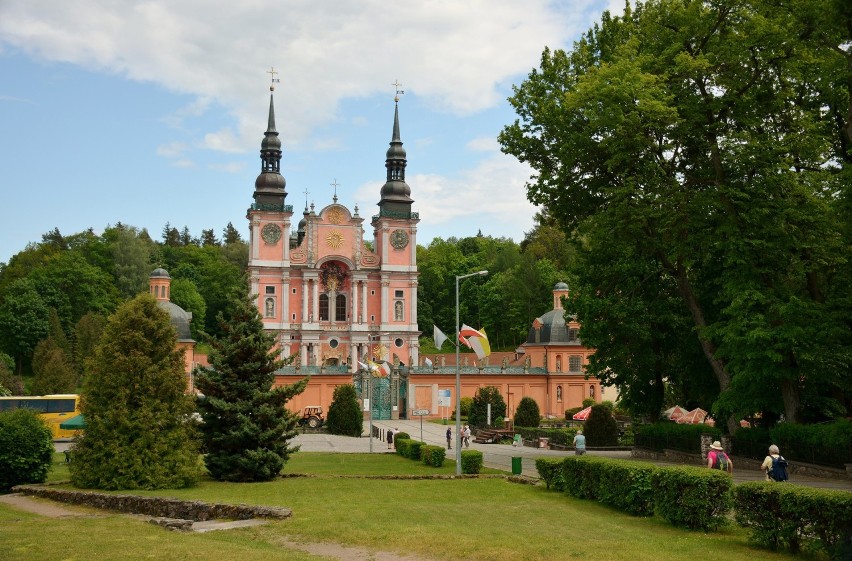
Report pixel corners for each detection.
[378,80,413,214]
[253,67,287,209]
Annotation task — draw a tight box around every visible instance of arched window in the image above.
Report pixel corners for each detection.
[394,300,404,321]
[319,294,329,321]
[264,297,275,318]
[335,294,346,321]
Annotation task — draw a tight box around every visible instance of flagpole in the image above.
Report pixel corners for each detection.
[455,270,488,476]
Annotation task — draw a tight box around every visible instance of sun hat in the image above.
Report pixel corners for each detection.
[710,441,723,450]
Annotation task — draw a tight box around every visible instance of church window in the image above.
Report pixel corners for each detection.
[329,338,339,349]
[292,313,296,321]
[264,298,275,318]
[395,338,404,348]
[569,355,582,372]
[336,294,347,321]
[568,328,578,342]
[371,290,375,295]
[534,326,540,344]
[292,288,297,294]
[556,386,563,402]
[395,290,403,298]
[319,294,329,321]
[394,301,404,321]
[265,286,275,294]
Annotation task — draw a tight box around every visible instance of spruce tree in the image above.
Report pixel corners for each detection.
[326,384,363,437]
[469,386,507,428]
[195,281,307,482]
[69,294,199,490]
[583,404,619,447]
[30,336,76,395]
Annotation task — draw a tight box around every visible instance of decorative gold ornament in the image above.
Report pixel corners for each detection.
[261,223,282,244]
[327,208,343,224]
[326,231,344,249]
[390,229,409,249]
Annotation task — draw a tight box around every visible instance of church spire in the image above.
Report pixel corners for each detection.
[378,81,413,213]
[253,69,287,209]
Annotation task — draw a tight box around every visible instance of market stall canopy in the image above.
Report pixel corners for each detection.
[59,414,85,430]
[663,405,687,421]
[572,406,592,421]
[676,408,708,425]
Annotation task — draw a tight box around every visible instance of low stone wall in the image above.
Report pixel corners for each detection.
[12,485,292,521]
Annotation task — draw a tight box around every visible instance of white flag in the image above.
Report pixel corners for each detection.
[424,357,433,368]
[433,325,448,348]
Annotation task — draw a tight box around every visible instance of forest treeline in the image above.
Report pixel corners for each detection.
[0,215,568,396]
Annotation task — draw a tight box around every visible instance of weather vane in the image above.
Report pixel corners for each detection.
[392,79,404,103]
[330,178,340,203]
[267,67,280,91]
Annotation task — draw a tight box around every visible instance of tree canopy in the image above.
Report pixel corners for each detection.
[500,0,852,429]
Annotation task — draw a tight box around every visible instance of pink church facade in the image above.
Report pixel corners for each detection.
[243,88,601,422]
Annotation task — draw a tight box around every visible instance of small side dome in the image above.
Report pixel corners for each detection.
[150,268,171,279]
[157,301,194,342]
[554,281,569,290]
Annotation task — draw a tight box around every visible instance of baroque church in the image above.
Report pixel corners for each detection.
[242,83,601,422]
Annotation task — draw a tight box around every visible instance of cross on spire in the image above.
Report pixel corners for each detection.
[303,187,310,210]
[392,79,404,103]
[330,178,340,203]
[267,66,280,91]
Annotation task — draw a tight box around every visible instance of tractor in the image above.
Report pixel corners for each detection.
[298,406,324,429]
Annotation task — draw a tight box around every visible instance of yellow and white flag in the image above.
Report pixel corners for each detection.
[459,324,491,360]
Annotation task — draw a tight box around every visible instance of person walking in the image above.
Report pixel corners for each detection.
[387,427,394,449]
[707,441,733,474]
[761,444,789,481]
[446,426,452,450]
[573,429,586,455]
[463,425,471,448]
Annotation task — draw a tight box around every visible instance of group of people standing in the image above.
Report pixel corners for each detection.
[445,425,472,449]
[707,440,789,482]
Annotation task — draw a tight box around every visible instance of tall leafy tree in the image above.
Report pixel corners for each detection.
[469,386,507,428]
[500,0,852,429]
[0,278,49,375]
[107,225,154,299]
[194,280,307,482]
[169,278,207,339]
[73,312,106,383]
[70,294,200,490]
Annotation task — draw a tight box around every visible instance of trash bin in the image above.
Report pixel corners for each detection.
[511,456,522,475]
[513,434,522,447]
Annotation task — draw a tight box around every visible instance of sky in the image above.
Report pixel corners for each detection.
[0,0,621,265]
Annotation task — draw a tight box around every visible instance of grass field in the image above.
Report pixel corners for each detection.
[3,452,825,561]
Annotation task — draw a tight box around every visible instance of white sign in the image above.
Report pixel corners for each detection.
[412,409,430,416]
[363,399,370,411]
[438,389,451,407]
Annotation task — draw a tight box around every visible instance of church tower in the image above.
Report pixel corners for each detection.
[246,76,420,376]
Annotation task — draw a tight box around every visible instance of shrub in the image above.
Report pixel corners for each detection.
[514,426,580,446]
[396,438,424,461]
[461,450,483,474]
[460,397,473,418]
[513,397,541,428]
[326,384,363,436]
[734,482,852,559]
[71,294,200,490]
[652,466,733,531]
[583,404,619,446]
[393,432,410,442]
[635,422,722,453]
[560,456,656,516]
[421,445,446,467]
[535,458,566,490]
[0,409,54,491]
[469,386,506,428]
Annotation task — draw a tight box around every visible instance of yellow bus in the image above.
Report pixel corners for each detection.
[0,394,81,438]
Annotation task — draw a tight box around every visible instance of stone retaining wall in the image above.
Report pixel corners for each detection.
[12,485,291,521]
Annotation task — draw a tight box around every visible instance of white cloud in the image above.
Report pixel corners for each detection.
[208,161,245,173]
[172,159,195,169]
[156,141,188,158]
[466,136,500,152]
[0,1,597,152]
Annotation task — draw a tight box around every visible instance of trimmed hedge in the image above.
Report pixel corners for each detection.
[734,482,852,560]
[735,421,852,468]
[395,438,424,460]
[421,445,446,467]
[461,450,483,474]
[560,456,655,516]
[392,431,410,442]
[535,458,566,491]
[635,422,721,454]
[652,466,732,531]
[514,426,580,446]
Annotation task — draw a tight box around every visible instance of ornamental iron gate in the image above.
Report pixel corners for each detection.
[355,367,408,421]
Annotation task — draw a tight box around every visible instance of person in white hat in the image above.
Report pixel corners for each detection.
[706,440,732,473]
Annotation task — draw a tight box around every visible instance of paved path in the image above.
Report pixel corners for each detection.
[293,420,852,491]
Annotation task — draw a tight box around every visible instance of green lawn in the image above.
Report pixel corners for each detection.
[4,452,823,561]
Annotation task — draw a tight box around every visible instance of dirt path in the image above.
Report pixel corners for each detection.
[0,493,87,517]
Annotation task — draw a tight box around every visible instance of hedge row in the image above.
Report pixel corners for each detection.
[734,482,852,560]
[535,456,731,530]
[421,445,446,467]
[514,426,580,446]
[634,422,722,454]
[395,438,424,460]
[395,438,482,474]
[734,421,852,468]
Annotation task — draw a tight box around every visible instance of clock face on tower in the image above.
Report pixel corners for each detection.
[390,229,409,249]
[261,223,282,244]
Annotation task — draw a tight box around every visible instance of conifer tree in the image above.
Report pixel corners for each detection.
[70,294,199,490]
[195,280,307,482]
[326,384,363,437]
[30,336,76,395]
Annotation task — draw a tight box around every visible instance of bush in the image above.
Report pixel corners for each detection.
[535,458,566,490]
[560,456,656,516]
[460,397,473,418]
[0,409,54,491]
[514,426,580,446]
[396,438,424,461]
[635,422,722,453]
[469,386,506,428]
[735,420,852,468]
[652,466,733,531]
[583,404,619,446]
[461,450,483,474]
[326,384,363,436]
[513,397,541,428]
[734,482,852,559]
[421,445,446,467]
[393,431,410,442]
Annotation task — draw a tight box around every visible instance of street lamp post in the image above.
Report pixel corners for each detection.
[455,270,488,475]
